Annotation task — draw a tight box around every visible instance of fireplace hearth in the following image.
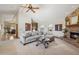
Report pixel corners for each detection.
[70,31,79,39]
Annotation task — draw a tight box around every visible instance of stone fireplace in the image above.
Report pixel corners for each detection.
[65,7,79,39]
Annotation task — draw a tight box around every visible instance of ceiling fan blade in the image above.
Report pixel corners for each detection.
[31,9,35,13]
[26,9,30,12]
[20,6,27,8]
[32,7,39,9]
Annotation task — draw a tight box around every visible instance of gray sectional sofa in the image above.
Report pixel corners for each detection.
[20,30,54,46]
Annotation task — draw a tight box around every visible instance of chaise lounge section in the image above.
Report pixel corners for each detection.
[20,31,41,45]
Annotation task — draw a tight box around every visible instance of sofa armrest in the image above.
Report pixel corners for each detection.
[19,35,26,44]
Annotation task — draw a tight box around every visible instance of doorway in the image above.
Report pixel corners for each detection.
[3,21,18,40]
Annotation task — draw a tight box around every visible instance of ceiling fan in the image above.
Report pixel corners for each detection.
[21,4,39,13]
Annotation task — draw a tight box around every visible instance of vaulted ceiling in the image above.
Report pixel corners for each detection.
[0,4,79,23]
[0,4,20,14]
[0,4,79,15]
[23,4,79,25]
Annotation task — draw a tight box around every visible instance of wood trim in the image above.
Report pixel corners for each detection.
[16,24,18,38]
[66,24,79,27]
[78,15,79,24]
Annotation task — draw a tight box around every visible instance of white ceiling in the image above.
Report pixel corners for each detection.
[0,4,21,14]
[23,4,79,26]
[0,4,79,14]
[0,4,79,23]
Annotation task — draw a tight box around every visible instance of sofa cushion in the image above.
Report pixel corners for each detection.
[31,31,39,36]
[25,31,32,38]
[25,35,41,43]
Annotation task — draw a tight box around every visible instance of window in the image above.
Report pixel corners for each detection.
[25,23,31,31]
[55,24,62,31]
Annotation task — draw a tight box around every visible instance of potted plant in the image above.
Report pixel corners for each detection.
[63,28,68,38]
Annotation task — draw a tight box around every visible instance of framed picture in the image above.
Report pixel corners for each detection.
[71,16,78,24]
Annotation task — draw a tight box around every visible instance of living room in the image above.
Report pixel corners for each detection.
[0,4,79,55]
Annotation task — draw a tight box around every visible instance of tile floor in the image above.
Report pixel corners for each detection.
[0,38,79,55]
